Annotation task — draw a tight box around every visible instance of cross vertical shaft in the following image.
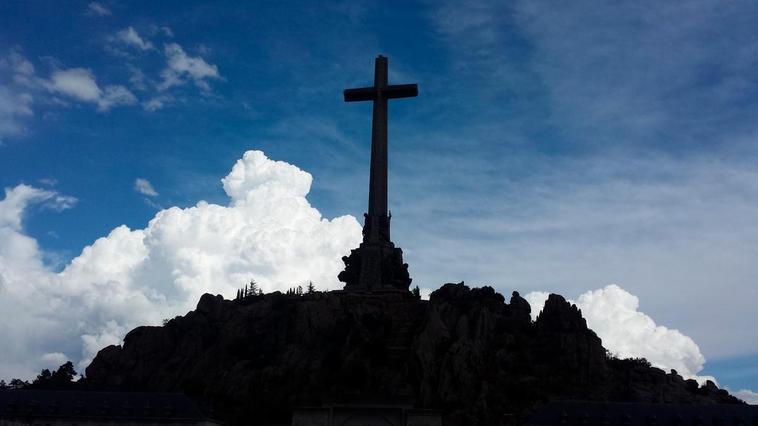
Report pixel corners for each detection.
[368,56,389,238]
[344,55,417,244]
[340,55,417,291]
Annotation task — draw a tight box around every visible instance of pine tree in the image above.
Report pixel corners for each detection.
[307,281,315,294]
[9,378,28,389]
[412,285,421,299]
[249,279,259,296]
[51,361,77,384]
[35,369,52,383]
[296,285,303,296]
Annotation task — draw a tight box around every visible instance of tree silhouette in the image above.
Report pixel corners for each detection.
[9,378,29,389]
[307,281,315,294]
[35,369,52,383]
[234,279,263,302]
[412,285,421,299]
[30,361,77,390]
[52,361,77,383]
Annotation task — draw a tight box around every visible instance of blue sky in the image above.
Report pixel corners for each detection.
[1,0,757,398]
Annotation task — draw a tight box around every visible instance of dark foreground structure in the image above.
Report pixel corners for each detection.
[0,389,219,425]
[524,400,758,425]
[292,404,441,426]
[338,55,416,292]
[83,284,745,425]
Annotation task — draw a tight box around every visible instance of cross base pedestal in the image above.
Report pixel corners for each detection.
[338,241,411,292]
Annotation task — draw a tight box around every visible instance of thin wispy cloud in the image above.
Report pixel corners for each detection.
[159,43,221,91]
[393,148,758,359]
[142,95,172,111]
[733,389,758,405]
[0,86,33,141]
[1,49,140,121]
[113,27,154,51]
[134,178,159,197]
[405,0,758,362]
[127,64,147,90]
[37,178,58,187]
[86,2,111,17]
[0,49,37,140]
[46,68,136,111]
[1,31,223,128]
[512,0,758,150]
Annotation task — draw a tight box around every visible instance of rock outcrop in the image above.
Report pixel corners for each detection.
[85,283,740,425]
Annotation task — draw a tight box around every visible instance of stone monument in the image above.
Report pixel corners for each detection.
[338,55,417,292]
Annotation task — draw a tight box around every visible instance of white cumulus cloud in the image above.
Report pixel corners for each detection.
[526,285,713,384]
[523,291,549,317]
[0,185,76,230]
[40,352,69,367]
[0,151,361,379]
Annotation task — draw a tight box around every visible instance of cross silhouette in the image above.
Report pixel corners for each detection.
[344,55,418,243]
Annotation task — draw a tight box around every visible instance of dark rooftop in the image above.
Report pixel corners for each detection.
[0,389,215,423]
[525,400,758,426]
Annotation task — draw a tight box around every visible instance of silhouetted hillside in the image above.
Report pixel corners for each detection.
[84,283,740,425]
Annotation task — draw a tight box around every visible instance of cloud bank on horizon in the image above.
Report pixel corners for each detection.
[525,286,712,384]
[0,150,733,394]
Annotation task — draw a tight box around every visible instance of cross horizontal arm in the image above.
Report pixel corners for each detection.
[384,84,418,99]
[344,87,376,102]
[344,84,419,102]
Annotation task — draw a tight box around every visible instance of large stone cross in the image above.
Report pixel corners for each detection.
[339,55,417,291]
[344,55,417,243]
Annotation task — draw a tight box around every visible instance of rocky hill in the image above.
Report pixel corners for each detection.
[84,283,740,425]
